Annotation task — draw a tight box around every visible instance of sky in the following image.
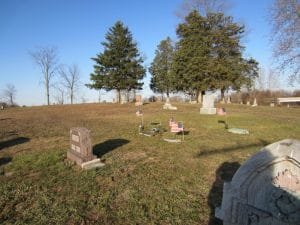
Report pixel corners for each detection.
[0,0,290,106]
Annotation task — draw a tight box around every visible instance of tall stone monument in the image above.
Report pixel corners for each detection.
[215,139,300,225]
[200,95,216,114]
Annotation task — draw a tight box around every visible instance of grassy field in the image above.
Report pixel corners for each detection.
[0,102,299,225]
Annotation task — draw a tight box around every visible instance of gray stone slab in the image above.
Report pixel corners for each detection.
[215,139,300,225]
[200,107,216,114]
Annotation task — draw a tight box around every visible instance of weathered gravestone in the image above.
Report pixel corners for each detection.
[135,95,143,106]
[67,127,104,169]
[215,139,300,225]
[200,95,216,114]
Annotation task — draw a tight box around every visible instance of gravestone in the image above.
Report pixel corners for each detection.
[215,139,300,225]
[67,127,96,166]
[227,96,231,104]
[252,98,258,107]
[163,97,177,110]
[200,95,216,114]
[135,95,143,106]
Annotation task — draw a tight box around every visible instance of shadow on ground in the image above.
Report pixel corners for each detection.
[0,137,30,150]
[208,161,241,225]
[197,139,270,157]
[0,156,12,167]
[93,138,130,157]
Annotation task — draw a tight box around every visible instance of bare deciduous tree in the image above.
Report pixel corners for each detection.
[54,84,65,105]
[269,0,300,85]
[30,46,59,105]
[256,67,281,90]
[3,84,17,105]
[176,0,231,18]
[59,64,80,104]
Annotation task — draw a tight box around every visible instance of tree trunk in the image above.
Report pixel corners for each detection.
[71,93,73,104]
[220,87,226,103]
[46,84,50,105]
[117,89,121,103]
[198,91,205,104]
[196,89,200,103]
[9,95,13,105]
[127,90,130,102]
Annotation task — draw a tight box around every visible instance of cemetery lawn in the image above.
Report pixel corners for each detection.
[0,103,299,225]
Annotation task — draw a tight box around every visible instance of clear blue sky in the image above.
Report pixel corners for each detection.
[1,0,286,106]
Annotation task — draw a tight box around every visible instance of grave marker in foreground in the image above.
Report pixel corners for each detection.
[67,127,104,169]
[215,139,300,224]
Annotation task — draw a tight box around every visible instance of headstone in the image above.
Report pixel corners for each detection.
[215,139,300,225]
[217,107,226,116]
[252,98,258,107]
[270,103,275,107]
[163,97,177,110]
[135,95,143,106]
[227,96,231,104]
[200,95,216,114]
[246,101,250,106]
[220,97,225,104]
[67,127,104,169]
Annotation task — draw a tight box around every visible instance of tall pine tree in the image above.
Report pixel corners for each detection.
[207,13,245,99]
[87,21,145,103]
[172,11,211,101]
[149,37,175,98]
[207,13,259,98]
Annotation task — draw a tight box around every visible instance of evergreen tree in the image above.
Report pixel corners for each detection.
[149,37,175,98]
[172,11,211,101]
[87,21,146,103]
[207,13,245,99]
[207,13,258,98]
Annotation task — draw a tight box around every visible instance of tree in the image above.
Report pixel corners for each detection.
[172,11,211,102]
[3,84,17,105]
[30,46,59,105]
[207,13,254,99]
[87,21,146,103]
[176,0,231,18]
[269,0,300,84]
[173,11,258,101]
[59,64,80,104]
[149,37,175,98]
[54,85,65,105]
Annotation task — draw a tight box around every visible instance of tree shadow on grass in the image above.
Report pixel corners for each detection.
[93,138,130,158]
[208,161,241,225]
[197,139,270,157]
[0,156,12,167]
[0,137,30,151]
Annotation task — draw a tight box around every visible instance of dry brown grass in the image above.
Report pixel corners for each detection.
[0,102,299,224]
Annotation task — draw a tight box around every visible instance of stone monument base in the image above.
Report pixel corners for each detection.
[135,102,143,106]
[67,150,96,166]
[200,107,216,114]
[81,158,105,170]
[163,103,177,110]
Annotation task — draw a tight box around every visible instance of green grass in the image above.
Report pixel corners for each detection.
[0,103,299,224]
